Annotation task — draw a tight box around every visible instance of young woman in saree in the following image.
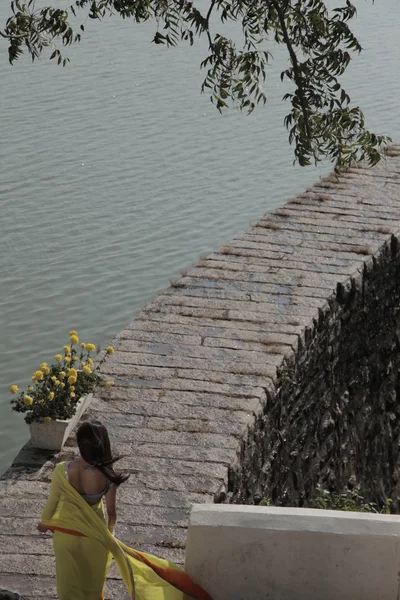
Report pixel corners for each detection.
[37,420,212,600]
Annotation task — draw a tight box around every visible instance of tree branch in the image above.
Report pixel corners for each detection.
[272,1,312,141]
[205,0,216,50]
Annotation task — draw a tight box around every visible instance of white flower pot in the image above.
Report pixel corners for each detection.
[29,393,93,451]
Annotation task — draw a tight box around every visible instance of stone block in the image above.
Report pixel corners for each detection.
[186,505,400,600]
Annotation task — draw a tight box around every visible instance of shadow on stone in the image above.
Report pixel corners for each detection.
[0,591,23,600]
[0,440,56,480]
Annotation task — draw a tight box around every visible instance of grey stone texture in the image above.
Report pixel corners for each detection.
[2,147,400,597]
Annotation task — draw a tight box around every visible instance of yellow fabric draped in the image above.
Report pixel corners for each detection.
[41,462,212,600]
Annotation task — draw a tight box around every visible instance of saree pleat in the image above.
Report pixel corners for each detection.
[41,462,212,600]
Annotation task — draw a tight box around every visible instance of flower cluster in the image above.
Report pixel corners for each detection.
[10,331,115,424]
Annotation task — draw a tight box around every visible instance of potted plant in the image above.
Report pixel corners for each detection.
[9,330,115,451]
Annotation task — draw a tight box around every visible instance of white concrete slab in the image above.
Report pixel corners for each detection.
[185,505,400,600]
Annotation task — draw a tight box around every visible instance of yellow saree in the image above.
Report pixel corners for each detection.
[41,462,212,600]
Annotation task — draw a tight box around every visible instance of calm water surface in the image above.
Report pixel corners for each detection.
[0,1,399,475]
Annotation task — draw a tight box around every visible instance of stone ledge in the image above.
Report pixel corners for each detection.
[185,505,400,600]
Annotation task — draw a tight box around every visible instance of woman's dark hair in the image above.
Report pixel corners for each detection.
[76,420,129,486]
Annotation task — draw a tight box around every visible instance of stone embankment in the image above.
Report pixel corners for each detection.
[2,148,400,598]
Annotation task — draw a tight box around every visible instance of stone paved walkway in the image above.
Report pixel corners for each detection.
[2,149,400,598]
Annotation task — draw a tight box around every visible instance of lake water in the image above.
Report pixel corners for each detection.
[0,1,399,476]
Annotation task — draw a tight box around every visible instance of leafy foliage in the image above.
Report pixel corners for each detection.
[1,0,390,168]
[257,487,392,514]
[258,497,272,506]
[308,487,392,514]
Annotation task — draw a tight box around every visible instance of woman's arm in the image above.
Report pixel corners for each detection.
[39,467,62,528]
[105,484,117,534]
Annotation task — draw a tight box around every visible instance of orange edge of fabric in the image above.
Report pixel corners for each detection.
[45,525,87,537]
[128,548,213,600]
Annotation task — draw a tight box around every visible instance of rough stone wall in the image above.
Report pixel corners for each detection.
[230,192,400,510]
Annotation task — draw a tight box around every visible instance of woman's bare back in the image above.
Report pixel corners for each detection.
[67,458,108,496]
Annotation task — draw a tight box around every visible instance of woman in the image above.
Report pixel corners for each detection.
[38,420,212,600]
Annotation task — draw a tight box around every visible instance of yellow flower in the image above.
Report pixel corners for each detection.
[9,385,19,394]
[105,381,115,388]
[80,343,86,349]
[48,392,55,401]
[55,380,61,386]
[44,367,50,375]
[33,370,43,381]
[68,368,77,377]
[63,346,71,354]
[59,371,66,379]
[69,330,78,336]
[51,376,57,382]
[43,416,52,422]
[73,356,79,362]
[23,395,33,406]
[60,382,65,388]
[70,392,76,398]
[70,386,75,392]
[65,356,71,363]
[39,400,45,405]
[54,354,62,361]
[88,358,93,366]
[70,334,79,345]
[28,386,33,391]
[82,365,92,374]
[81,361,86,368]
[106,346,115,355]
[68,376,77,385]
[85,343,96,353]
[40,362,48,370]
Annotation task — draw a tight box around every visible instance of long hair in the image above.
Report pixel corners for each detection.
[76,420,129,486]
